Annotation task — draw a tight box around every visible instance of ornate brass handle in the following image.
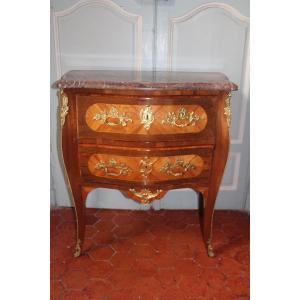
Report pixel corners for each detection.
[129,188,162,204]
[161,107,202,128]
[93,106,132,127]
[160,159,196,177]
[95,159,131,177]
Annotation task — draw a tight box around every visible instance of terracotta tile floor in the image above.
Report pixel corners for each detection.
[51,208,249,300]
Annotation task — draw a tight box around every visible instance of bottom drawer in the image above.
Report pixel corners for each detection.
[79,145,213,184]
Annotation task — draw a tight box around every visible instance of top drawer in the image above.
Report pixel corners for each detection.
[76,94,216,143]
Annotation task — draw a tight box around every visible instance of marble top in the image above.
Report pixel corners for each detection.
[55,70,238,91]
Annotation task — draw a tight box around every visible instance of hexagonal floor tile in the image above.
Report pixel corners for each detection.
[62,269,89,290]
[82,279,113,299]
[51,208,249,300]
[88,245,115,261]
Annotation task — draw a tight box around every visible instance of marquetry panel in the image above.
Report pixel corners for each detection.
[84,103,208,135]
[85,153,210,182]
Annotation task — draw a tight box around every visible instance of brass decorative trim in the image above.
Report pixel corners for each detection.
[59,89,81,258]
[207,242,215,258]
[160,158,196,177]
[95,159,132,177]
[60,89,69,127]
[129,188,162,204]
[224,93,232,128]
[93,106,132,127]
[206,200,216,258]
[161,107,202,127]
[140,105,154,130]
[139,157,153,177]
[59,90,80,258]
[74,239,81,257]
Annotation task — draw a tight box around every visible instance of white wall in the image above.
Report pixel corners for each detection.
[50,0,250,211]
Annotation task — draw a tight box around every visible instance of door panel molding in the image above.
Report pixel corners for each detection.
[168,2,249,70]
[53,0,143,78]
[166,2,249,209]
[168,2,249,145]
[220,152,241,191]
[231,25,249,145]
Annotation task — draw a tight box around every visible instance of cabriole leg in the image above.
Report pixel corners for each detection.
[71,186,86,257]
[73,186,95,257]
[202,191,216,258]
[197,191,204,217]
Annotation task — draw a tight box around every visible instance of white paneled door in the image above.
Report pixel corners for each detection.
[156,1,250,210]
[50,0,250,211]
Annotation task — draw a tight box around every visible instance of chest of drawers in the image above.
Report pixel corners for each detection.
[55,70,237,258]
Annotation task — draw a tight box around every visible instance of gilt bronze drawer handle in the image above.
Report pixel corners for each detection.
[161,107,202,128]
[95,159,132,177]
[93,106,132,127]
[140,105,154,130]
[129,188,163,204]
[160,159,196,177]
